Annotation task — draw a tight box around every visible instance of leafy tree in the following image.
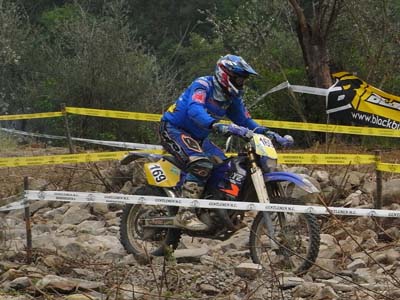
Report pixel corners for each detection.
[0,1,31,115]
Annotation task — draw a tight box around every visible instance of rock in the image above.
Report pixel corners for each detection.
[91,203,109,215]
[344,190,362,207]
[43,255,64,269]
[347,258,366,271]
[319,234,341,259]
[0,268,24,282]
[312,170,330,185]
[62,205,93,225]
[338,236,362,253]
[309,259,338,280]
[320,234,338,246]
[9,276,31,290]
[353,268,374,283]
[0,261,20,272]
[76,220,106,235]
[318,244,341,259]
[36,274,104,292]
[62,242,89,258]
[362,238,378,250]
[65,295,93,300]
[0,295,33,300]
[174,248,209,263]
[313,285,338,299]
[382,179,400,205]
[353,217,376,232]
[360,229,378,241]
[119,180,135,194]
[199,283,220,295]
[279,276,305,289]
[214,230,249,252]
[292,282,325,298]
[43,206,68,219]
[386,249,400,263]
[329,283,355,292]
[234,262,262,279]
[286,166,311,175]
[321,186,336,199]
[332,171,364,191]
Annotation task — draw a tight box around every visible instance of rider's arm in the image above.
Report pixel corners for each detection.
[226,98,267,133]
[187,88,217,130]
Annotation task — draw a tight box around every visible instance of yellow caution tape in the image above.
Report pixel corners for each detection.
[278,154,375,165]
[1,106,398,137]
[0,150,164,168]
[0,112,63,120]
[66,107,399,138]
[0,151,376,168]
[376,162,400,174]
[65,107,161,122]
[1,150,398,175]
[256,119,400,138]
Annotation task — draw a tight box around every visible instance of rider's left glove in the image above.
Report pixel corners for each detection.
[274,134,294,147]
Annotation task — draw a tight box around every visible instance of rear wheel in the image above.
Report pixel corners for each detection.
[249,197,320,274]
[119,185,181,257]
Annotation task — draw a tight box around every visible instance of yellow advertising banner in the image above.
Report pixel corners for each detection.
[327,72,400,129]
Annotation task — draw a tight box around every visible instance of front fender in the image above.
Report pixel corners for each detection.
[264,171,320,194]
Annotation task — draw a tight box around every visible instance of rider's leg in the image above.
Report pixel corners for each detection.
[175,158,213,231]
[159,122,211,231]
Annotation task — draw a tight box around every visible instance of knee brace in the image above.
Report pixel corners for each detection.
[186,157,213,180]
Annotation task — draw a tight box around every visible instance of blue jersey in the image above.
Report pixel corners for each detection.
[161,76,261,140]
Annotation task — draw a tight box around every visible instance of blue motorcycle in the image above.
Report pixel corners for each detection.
[119,124,320,274]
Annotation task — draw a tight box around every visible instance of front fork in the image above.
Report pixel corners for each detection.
[247,150,276,239]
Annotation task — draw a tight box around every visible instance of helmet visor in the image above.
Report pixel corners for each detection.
[231,75,248,89]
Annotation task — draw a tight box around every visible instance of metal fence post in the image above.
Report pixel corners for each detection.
[61,104,75,154]
[375,150,382,209]
[23,177,32,264]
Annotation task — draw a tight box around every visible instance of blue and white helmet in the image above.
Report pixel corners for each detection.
[214,54,258,100]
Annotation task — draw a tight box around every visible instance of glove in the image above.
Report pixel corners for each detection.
[212,123,229,134]
[213,123,251,138]
[227,124,250,137]
[274,133,294,147]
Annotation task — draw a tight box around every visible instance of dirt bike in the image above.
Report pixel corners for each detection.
[119,124,320,274]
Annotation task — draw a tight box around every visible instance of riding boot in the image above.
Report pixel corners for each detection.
[174,181,208,231]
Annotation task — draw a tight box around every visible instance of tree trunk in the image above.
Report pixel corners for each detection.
[288,0,333,89]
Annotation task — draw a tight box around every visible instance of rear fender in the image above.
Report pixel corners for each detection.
[121,152,163,165]
[264,171,319,194]
[121,152,182,187]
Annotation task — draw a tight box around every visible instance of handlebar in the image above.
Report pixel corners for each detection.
[213,123,294,146]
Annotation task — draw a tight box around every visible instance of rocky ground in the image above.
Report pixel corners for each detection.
[0,143,400,300]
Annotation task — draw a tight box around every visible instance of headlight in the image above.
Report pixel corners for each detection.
[260,156,277,172]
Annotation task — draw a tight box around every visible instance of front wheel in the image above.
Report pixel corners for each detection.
[249,197,320,274]
[119,185,181,258]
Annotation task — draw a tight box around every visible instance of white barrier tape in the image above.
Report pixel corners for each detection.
[0,200,27,212]
[288,84,329,96]
[1,127,65,140]
[251,81,329,109]
[0,127,163,150]
[25,190,400,218]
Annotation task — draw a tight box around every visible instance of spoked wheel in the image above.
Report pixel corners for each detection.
[249,197,320,274]
[119,186,181,258]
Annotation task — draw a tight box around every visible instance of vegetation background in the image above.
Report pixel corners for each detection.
[0,0,399,148]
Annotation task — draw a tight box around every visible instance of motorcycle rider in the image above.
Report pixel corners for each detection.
[159,54,292,231]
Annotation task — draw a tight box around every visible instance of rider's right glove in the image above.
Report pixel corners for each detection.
[212,123,229,134]
[213,123,251,137]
